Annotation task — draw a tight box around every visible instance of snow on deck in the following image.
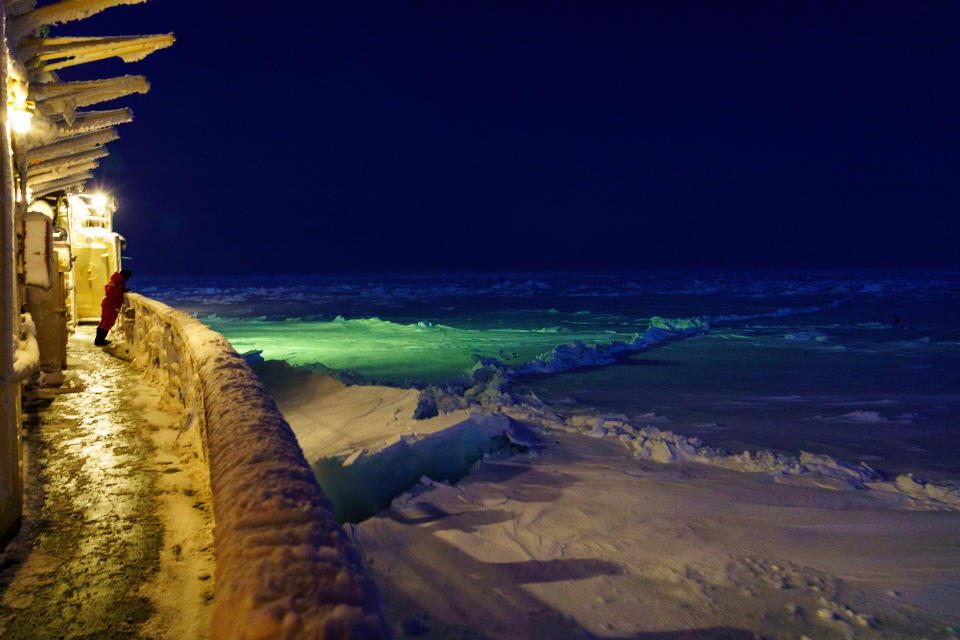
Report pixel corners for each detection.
[0,325,213,638]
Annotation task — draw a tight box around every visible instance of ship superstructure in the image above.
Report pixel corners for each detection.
[1,0,173,536]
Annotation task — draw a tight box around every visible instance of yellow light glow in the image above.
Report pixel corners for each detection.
[8,107,32,133]
[7,81,34,134]
[91,193,108,212]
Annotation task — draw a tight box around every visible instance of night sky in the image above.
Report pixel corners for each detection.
[54,2,959,275]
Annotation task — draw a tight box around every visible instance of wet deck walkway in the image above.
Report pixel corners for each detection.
[0,326,214,639]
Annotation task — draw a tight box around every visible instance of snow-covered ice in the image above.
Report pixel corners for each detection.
[356,432,960,638]
[144,270,960,637]
[254,361,960,637]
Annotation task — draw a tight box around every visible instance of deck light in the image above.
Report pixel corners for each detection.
[91,193,108,212]
[7,82,34,134]
[8,107,33,133]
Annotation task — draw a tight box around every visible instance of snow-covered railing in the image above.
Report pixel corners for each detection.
[121,295,207,456]
[121,293,389,639]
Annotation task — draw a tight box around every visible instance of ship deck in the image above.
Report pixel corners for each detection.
[0,326,213,639]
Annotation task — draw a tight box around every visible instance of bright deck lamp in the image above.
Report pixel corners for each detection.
[7,82,35,134]
[91,193,108,212]
[8,106,33,133]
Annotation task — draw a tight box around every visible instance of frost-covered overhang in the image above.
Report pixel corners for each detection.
[30,76,149,121]
[28,171,93,197]
[4,0,174,199]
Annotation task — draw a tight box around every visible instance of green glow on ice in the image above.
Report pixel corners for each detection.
[205,316,636,384]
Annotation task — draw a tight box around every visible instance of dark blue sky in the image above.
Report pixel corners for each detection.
[55,2,959,274]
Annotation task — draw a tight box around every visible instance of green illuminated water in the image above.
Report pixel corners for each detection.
[204,315,637,384]
[143,271,960,479]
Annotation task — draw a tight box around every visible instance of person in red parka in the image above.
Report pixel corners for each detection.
[95,268,132,345]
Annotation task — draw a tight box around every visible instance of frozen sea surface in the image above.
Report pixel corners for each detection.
[140,270,960,480]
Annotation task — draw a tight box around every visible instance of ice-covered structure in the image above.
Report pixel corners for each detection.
[1,0,173,542]
[1,6,390,637]
[120,293,390,639]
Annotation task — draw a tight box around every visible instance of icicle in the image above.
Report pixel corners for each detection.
[23,34,176,71]
[26,147,109,177]
[27,159,100,184]
[28,172,94,197]
[52,108,133,136]
[9,0,150,43]
[30,75,150,115]
[25,128,118,163]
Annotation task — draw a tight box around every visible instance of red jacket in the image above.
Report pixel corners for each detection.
[103,272,129,308]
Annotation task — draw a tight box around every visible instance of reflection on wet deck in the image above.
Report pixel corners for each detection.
[0,326,211,639]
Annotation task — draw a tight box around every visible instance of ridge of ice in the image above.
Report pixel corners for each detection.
[461,301,843,388]
[310,413,542,523]
[471,392,960,511]
[467,315,710,384]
